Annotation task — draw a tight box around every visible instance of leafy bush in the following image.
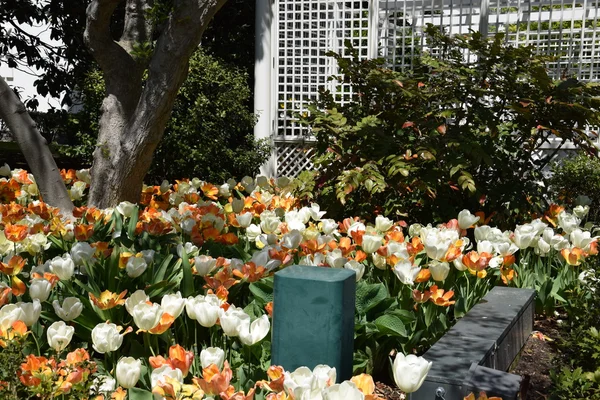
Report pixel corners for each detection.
[549,153,600,223]
[297,26,600,227]
[53,48,270,184]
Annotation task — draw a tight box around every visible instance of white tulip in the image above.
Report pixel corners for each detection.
[29,278,52,302]
[392,353,432,394]
[151,365,183,390]
[47,321,75,352]
[53,297,83,321]
[457,209,480,230]
[218,306,251,337]
[236,212,253,228]
[361,234,382,254]
[375,215,394,232]
[239,315,270,346]
[116,201,136,218]
[393,261,420,286]
[70,242,96,265]
[116,357,142,389]
[17,300,41,326]
[323,381,365,400]
[92,322,127,354]
[161,292,185,319]
[344,260,365,281]
[125,290,150,316]
[429,261,450,281]
[126,257,148,278]
[200,347,225,369]
[194,255,218,276]
[132,302,163,331]
[185,294,221,328]
[49,254,75,280]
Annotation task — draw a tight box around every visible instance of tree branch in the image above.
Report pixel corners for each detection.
[0,76,74,215]
[126,0,228,146]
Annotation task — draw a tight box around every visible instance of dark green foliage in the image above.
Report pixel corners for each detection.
[549,154,600,222]
[55,49,270,184]
[551,260,600,399]
[297,26,600,227]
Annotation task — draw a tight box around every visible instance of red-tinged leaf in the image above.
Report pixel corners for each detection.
[449,185,459,191]
[399,221,408,228]
[437,124,447,135]
[402,121,414,129]
[394,80,404,87]
[519,101,530,107]
[545,96,552,104]
[479,194,487,205]
[418,82,425,88]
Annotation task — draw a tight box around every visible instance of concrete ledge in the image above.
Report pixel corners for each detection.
[410,286,535,400]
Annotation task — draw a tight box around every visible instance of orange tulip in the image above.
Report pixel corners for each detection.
[0,255,26,276]
[89,290,127,310]
[561,247,586,266]
[429,285,456,307]
[193,361,233,396]
[4,223,28,242]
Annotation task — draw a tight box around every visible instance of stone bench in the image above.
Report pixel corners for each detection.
[410,286,536,400]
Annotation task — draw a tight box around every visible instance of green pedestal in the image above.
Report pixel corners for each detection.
[271,265,356,382]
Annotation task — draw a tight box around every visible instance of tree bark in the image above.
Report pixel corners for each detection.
[85,0,228,209]
[0,75,74,215]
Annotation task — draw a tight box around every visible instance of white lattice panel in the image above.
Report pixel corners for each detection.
[274,0,371,141]
[270,0,600,177]
[275,142,318,178]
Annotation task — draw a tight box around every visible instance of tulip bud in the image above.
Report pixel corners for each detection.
[49,254,75,280]
[116,357,142,389]
[47,321,75,351]
[392,353,432,393]
[29,278,52,302]
[53,297,83,321]
[200,347,225,369]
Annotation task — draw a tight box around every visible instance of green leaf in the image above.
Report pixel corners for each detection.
[128,387,154,400]
[374,314,407,337]
[127,206,140,239]
[249,279,274,305]
[355,282,388,315]
[180,247,194,298]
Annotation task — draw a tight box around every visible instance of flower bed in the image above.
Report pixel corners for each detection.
[0,166,596,399]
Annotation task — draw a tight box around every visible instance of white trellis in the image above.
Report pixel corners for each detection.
[254,0,600,177]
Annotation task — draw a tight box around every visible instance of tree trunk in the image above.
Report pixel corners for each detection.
[85,0,228,209]
[0,75,74,215]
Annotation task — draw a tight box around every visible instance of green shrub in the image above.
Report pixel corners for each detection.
[296,26,600,227]
[549,153,600,222]
[53,48,270,184]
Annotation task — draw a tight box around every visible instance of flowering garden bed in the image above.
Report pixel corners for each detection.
[0,166,597,399]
